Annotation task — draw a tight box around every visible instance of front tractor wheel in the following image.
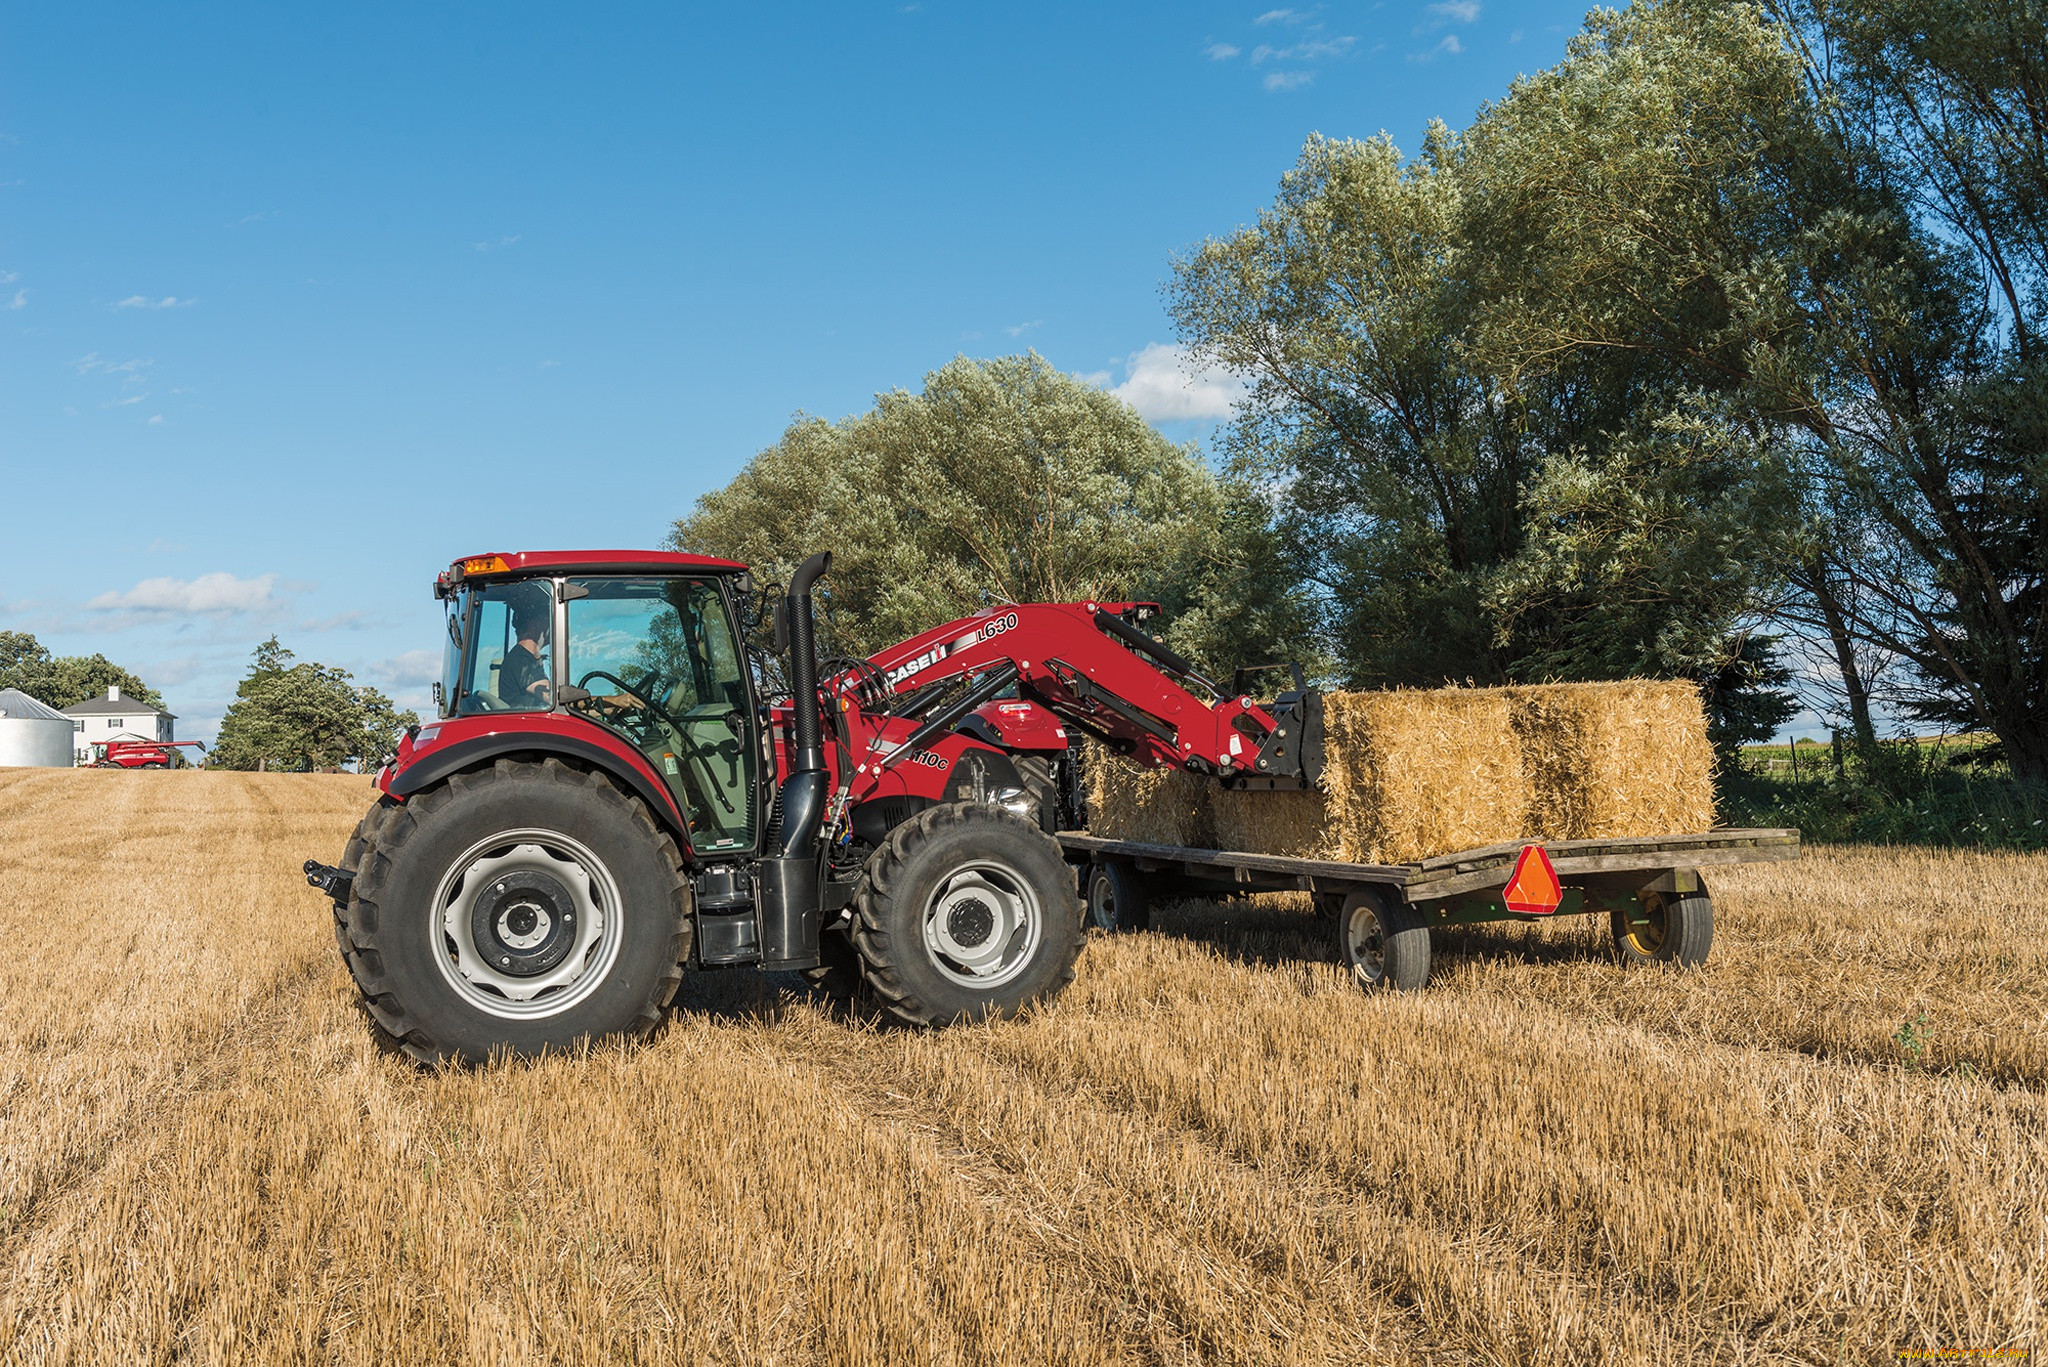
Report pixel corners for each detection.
[850,802,1083,1026]
[332,758,690,1065]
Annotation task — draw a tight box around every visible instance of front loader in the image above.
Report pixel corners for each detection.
[308,547,1322,1064]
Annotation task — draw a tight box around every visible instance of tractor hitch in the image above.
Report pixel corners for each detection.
[303,859,355,905]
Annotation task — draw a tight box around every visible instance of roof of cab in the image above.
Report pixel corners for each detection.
[449,549,750,578]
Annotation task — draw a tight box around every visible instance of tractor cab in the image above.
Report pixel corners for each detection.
[431,552,764,855]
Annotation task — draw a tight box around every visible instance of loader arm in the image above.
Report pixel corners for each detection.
[831,601,1316,806]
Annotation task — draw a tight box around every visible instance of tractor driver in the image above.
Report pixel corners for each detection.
[497,586,552,708]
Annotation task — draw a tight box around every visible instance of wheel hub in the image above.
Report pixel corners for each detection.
[946,897,996,948]
[433,834,617,1015]
[923,863,1042,987]
[472,869,578,976]
[1346,904,1386,984]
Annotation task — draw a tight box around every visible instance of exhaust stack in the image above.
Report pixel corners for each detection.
[758,550,832,969]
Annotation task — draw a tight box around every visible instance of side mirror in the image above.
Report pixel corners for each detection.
[771,598,790,653]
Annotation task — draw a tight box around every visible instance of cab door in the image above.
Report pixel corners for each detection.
[561,576,760,854]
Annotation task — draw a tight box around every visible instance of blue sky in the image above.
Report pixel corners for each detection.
[3,1,1610,743]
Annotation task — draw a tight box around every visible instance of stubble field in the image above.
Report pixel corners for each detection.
[0,768,2041,1365]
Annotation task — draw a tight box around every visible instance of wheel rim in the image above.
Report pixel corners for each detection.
[922,859,1044,989]
[1620,894,1669,957]
[1087,870,1118,931]
[1345,902,1387,987]
[429,827,624,1020]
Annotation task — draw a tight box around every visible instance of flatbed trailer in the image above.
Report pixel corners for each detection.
[1058,827,1801,990]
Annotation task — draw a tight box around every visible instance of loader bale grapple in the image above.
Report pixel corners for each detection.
[307,546,1794,1064]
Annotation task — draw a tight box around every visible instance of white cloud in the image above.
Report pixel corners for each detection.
[115,295,195,309]
[1439,33,1463,52]
[1004,319,1043,337]
[371,649,442,690]
[1255,8,1299,23]
[1429,1,1481,22]
[87,572,281,616]
[1255,36,1355,61]
[296,610,372,632]
[148,414,165,425]
[473,234,522,252]
[74,353,154,380]
[1097,343,1247,422]
[1265,70,1315,90]
[1205,41,1241,59]
[7,290,23,310]
[143,655,207,687]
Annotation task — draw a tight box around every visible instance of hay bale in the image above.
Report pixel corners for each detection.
[1507,681,1716,840]
[1082,742,1216,847]
[1315,687,1529,864]
[1210,787,1334,860]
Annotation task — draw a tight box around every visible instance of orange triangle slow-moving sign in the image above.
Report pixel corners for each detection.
[1501,843,1562,915]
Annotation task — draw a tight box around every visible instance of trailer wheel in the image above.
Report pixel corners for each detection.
[851,802,1082,1025]
[1337,887,1429,992]
[1085,860,1152,934]
[333,757,690,1065]
[1610,888,1714,967]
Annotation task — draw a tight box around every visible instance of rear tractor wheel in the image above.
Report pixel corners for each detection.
[850,802,1083,1025]
[332,757,691,1065]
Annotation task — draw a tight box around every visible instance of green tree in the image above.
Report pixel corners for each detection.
[1765,0,2048,777]
[670,352,1319,677]
[1168,9,1803,723]
[1460,0,2046,776]
[0,630,165,710]
[209,637,417,771]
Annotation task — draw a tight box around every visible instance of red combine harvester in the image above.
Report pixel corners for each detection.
[306,549,1796,1064]
[91,739,205,769]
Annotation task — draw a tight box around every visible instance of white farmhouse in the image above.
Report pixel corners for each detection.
[59,687,175,765]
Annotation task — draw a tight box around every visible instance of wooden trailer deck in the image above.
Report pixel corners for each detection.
[1057,827,1801,902]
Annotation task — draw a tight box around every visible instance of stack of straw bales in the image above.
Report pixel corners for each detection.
[1085,680,1715,865]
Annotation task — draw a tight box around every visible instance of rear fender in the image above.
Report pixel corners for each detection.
[386,723,694,859]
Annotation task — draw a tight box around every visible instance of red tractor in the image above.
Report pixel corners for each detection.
[92,739,206,769]
[306,548,1321,1063]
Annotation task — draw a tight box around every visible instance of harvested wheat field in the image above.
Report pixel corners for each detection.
[1,769,2042,1364]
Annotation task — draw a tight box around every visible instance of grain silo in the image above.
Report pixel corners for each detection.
[0,688,76,767]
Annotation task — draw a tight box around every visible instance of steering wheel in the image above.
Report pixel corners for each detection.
[574,669,676,727]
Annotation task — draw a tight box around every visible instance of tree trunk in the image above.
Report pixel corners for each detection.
[1808,567,1879,755]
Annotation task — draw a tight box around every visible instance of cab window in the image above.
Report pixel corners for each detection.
[457,581,554,714]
